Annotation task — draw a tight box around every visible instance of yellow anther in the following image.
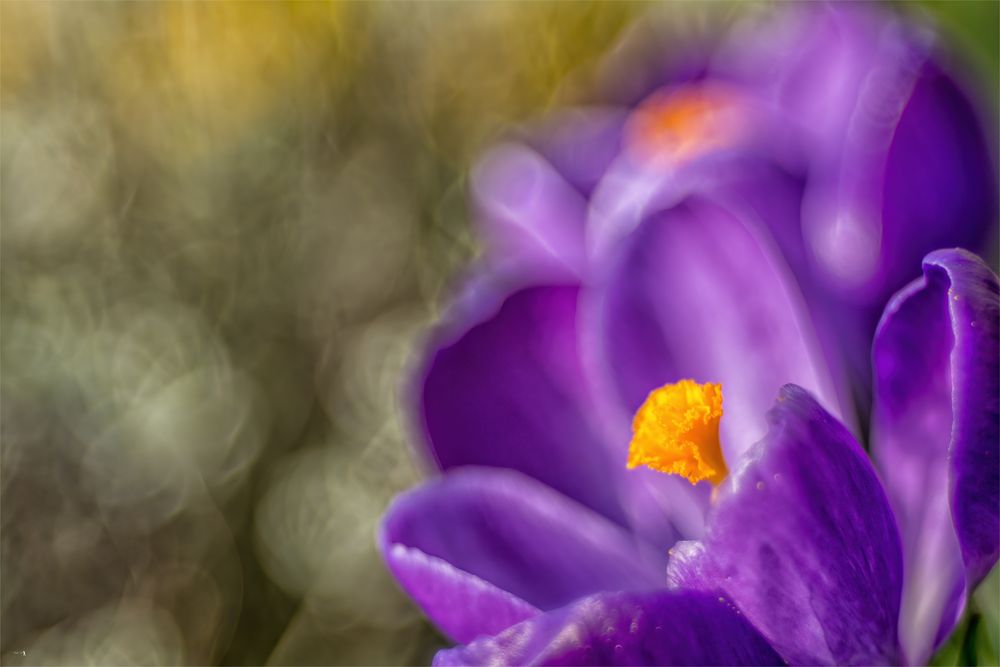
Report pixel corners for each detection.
[627,380,728,486]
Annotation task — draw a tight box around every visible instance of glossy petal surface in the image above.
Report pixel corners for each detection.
[667,386,903,666]
[380,467,667,642]
[872,249,1000,662]
[418,284,625,523]
[434,589,785,667]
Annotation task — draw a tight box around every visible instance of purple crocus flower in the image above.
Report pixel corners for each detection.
[379,4,998,666]
[383,249,998,666]
[536,2,997,397]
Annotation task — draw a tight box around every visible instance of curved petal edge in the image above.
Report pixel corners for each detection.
[433,588,786,667]
[379,466,667,642]
[871,248,999,661]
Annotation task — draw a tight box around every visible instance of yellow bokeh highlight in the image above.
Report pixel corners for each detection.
[105,1,354,163]
[0,2,54,99]
[627,379,728,486]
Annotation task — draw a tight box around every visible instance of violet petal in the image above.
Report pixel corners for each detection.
[471,143,589,281]
[872,248,999,662]
[434,589,785,667]
[380,466,667,642]
[584,194,842,461]
[716,3,996,308]
[667,386,904,666]
[525,107,629,197]
[417,284,626,523]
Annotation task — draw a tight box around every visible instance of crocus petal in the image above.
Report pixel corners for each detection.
[418,283,626,523]
[801,56,996,317]
[871,248,999,662]
[525,107,628,196]
[667,386,904,666]
[585,192,842,461]
[471,143,589,281]
[382,543,540,645]
[380,466,668,643]
[712,4,920,161]
[716,2,996,309]
[876,64,996,304]
[433,589,786,667]
[581,179,846,552]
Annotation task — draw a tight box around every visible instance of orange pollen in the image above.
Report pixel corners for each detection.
[625,85,742,164]
[627,380,728,486]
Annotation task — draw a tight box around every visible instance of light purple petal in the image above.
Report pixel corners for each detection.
[871,248,999,662]
[667,386,903,666]
[581,177,847,552]
[525,107,628,196]
[433,589,786,667]
[471,143,589,281]
[712,4,918,161]
[380,466,668,642]
[584,193,843,461]
[715,4,996,307]
[418,283,626,523]
[382,543,540,645]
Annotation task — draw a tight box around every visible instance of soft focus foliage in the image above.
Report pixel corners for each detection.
[1,2,996,666]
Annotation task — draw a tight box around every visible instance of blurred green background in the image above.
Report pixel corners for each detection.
[1,2,996,665]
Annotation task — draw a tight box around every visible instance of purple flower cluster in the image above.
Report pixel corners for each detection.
[379,5,998,665]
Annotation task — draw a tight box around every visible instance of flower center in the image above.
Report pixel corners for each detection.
[625,84,744,165]
[627,379,728,486]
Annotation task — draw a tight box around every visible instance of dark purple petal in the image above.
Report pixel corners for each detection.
[878,64,997,304]
[380,466,667,642]
[871,249,999,662]
[434,589,785,667]
[802,56,996,308]
[667,386,903,666]
[418,283,626,523]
